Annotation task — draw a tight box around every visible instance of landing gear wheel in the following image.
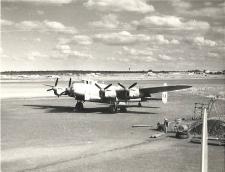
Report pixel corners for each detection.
[75,102,84,111]
[138,102,142,107]
[120,107,127,113]
[109,104,117,113]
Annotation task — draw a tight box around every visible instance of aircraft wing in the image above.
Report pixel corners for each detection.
[140,85,192,96]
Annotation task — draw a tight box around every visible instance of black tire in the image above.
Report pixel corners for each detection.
[75,102,84,111]
[120,107,127,113]
[109,105,117,113]
[138,102,142,107]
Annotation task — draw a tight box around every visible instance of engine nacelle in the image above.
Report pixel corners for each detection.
[129,88,140,98]
[55,87,66,96]
[105,89,116,98]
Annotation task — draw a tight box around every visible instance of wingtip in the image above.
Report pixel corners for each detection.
[179,85,192,89]
[184,85,192,88]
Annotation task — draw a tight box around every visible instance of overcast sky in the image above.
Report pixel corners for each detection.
[1,0,224,71]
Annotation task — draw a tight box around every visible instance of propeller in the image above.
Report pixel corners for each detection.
[59,78,72,96]
[68,78,72,87]
[117,82,137,99]
[44,78,60,97]
[95,83,112,98]
[118,82,137,90]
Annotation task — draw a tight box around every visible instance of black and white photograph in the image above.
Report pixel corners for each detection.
[1,0,225,171]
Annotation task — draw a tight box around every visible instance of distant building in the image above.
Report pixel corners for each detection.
[204,70,211,74]
[147,71,156,76]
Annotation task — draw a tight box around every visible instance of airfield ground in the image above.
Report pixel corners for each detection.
[1,93,225,172]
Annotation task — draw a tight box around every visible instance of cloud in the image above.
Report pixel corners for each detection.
[37,10,44,15]
[138,16,182,28]
[150,35,180,45]
[171,0,191,10]
[84,0,154,13]
[17,21,41,29]
[69,50,93,59]
[72,35,93,45]
[94,31,151,45]
[35,38,41,42]
[154,35,170,44]
[44,20,66,30]
[134,15,210,30]
[55,43,93,59]
[57,35,93,45]
[1,19,14,26]
[212,27,225,34]
[90,14,119,29]
[94,31,180,45]
[131,55,157,62]
[158,54,173,61]
[120,46,157,62]
[219,2,225,7]
[43,20,77,34]
[90,14,131,30]
[106,56,130,62]
[2,0,74,4]
[27,51,48,60]
[171,0,224,19]
[183,7,224,18]
[56,44,72,54]
[207,52,219,58]
[184,20,210,30]
[122,46,153,56]
[107,55,156,63]
[193,37,216,47]
[171,39,180,44]
[14,20,77,34]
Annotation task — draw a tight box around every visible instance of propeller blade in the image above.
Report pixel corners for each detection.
[95,83,102,90]
[60,91,66,96]
[55,78,58,86]
[68,78,72,87]
[47,88,53,91]
[118,83,126,89]
[104,84,112,90]
[129,82,137,89]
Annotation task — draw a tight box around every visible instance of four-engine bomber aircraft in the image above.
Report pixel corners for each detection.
[45,78,191,113]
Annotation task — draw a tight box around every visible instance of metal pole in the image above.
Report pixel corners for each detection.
[201,108,208,172]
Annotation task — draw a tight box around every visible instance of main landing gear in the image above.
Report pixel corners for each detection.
[74,101,84,111]
[109,104,117,113]
[138,102,142,107]
[109,103,127,113]
[120,107,127,113]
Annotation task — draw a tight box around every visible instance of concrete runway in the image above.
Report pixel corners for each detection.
[1,94,225,172]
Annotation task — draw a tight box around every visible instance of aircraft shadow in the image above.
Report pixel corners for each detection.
[24,104,158,114]
[24,105,74,113]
